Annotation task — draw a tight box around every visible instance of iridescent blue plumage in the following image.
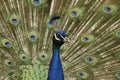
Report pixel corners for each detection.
[47,30,68,80]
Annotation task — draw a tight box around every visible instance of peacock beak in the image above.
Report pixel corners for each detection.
[63,37,70,43]
[54,33,70,43]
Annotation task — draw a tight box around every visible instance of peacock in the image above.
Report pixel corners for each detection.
[0,0,120,80]
[48,29,70,80]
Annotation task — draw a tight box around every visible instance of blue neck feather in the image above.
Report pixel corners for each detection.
[47,45,64,80]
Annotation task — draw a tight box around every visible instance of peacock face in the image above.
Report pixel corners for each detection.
[53,30,70,47]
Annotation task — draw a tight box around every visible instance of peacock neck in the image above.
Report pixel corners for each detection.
[47,44,64,80]
[50,45,62,69]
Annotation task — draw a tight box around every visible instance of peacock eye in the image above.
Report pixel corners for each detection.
[68,8,81,18]
[70,11,77,16]
[85,56,98,66]
[68,7,85,19]
[103,5,117,14]
[28,31,38,42]
[20,54,29,62]
[87,57,92,62]
[9,14,20,26]
[78,72,83,76]
[12,18,18,23]
[85,56,94,63]
[76,71,89,79]
[22,56,26,59]
[104,6,112,12]
[41,55,45,58]
[5,42,11,46]
[39,51,48,61]
[5,60,14,67]
[31,0,41,6]
[30,35,36,40]
[8,62,13,65]
[1,39,12,48]
[80,34,94,44]
[83,37,89,41]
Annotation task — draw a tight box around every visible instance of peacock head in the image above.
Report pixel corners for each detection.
[53,30,70,47]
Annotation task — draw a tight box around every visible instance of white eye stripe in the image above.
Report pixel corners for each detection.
[54,33,60,41]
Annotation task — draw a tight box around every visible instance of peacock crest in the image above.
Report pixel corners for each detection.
[0,0,120,80]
